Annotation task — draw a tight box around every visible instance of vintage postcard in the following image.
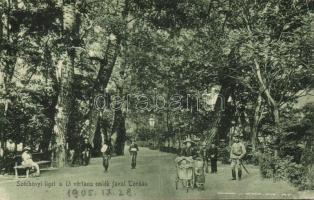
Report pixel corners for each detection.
[0,0,314,199]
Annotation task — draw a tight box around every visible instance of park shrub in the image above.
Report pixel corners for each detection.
[243,145,260,165]
[300,167,314,190]
[245,152,260,166]
[259,154,310,189]
[259,152,276,179]
[285,162,305,187]
[136,141,150,147]
[218,146,230,164]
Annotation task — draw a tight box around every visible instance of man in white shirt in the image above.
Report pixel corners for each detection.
[230,135,246,180]
[101,140,112,172]
[129,140,139,169]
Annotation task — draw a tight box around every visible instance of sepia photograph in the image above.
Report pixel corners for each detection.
[0,0,313,199]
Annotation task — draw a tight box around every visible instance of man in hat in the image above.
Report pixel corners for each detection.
[180,138,197,159]
[21,147,40,176]
[230,134,246,180]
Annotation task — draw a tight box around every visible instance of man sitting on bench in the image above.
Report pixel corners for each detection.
[21,147,40,177]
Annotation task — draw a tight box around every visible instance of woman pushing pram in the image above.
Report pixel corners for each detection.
[175,138,206,191]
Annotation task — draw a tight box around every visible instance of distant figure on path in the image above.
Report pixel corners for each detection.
[208,143,218,173]
[129,140,139,169]
[0,147,4,158]
[81,137,93,166]
[101,140,112,172]
[21,147,40,176]
[200,142,209,173]
[0,147,4,174]
[230,135,246,180]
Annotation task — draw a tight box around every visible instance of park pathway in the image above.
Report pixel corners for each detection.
[0,147,310,200]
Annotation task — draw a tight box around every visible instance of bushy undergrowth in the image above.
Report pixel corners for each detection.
[218,146,230,164]
[259,153,313,190]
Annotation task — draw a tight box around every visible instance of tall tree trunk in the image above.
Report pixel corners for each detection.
[52,50,74,168]
[66,97,80,150]
[92,117,104,156]
[52,2,80,168]
[110,1,132,155]
[81,0,130,147]
[110,71,127,154]
[40,46,59,152]
[207,82,232,144]
[41,104,57,152]
[80,38,120,144]
[0,0,18,152]
[251,92,262,151]
[254,59,280,125]
[111,106,126,155]
[254,59,280,156]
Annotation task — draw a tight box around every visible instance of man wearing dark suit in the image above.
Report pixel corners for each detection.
[208,143,218,173]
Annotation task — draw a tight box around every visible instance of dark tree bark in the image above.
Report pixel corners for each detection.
[52,50,75,168]
[52,2,82,168]
[81,0,130,153]
[0,0,18,154]
[80,38,120,144]
[206,81,232,144]
[39,45,59,152]
[251,93,262,151]
[111,107,126,155]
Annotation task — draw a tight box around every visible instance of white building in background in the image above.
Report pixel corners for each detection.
[17,143,23,151]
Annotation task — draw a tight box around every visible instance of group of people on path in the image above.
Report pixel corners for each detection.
[101,135,246,182]
[100,139,139,172]
[2,134,245,182]
[179,134,246,181]
[179,138,218,174]
[96,134,246,181]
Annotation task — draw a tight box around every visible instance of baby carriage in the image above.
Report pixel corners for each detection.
[175,156,195,192]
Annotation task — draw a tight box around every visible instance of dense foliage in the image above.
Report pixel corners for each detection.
[0,0,313,189]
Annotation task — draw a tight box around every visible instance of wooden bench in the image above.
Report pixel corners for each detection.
[14,152,52,178]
